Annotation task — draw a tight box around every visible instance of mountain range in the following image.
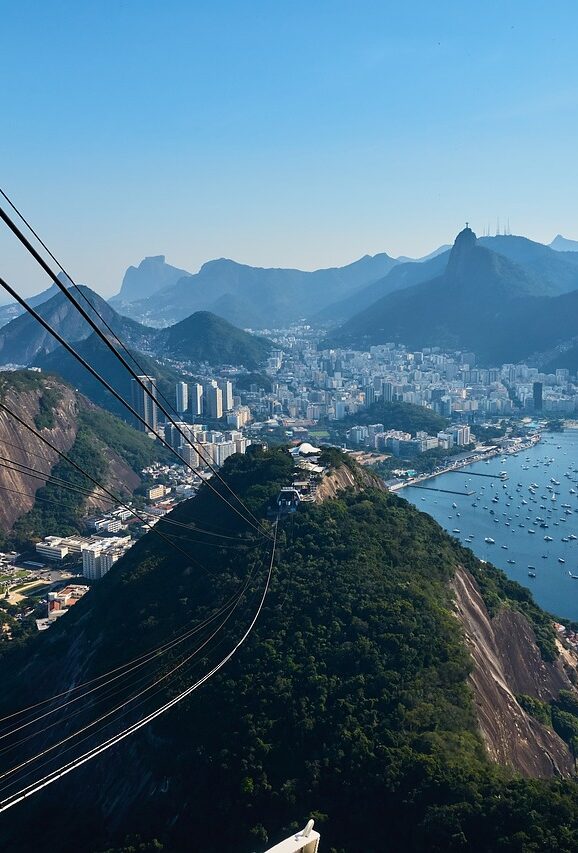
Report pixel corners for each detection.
[0,286,274,374]
[113,253,401,328]
[326,228,578,364]
[110,255,192,306]
[5,229,578,368]
[0,272,73,327]
[0,286,150,366]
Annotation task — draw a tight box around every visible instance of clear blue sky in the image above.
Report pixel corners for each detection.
[2,1,578,297]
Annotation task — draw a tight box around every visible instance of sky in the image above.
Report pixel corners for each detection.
[2,0,578,298]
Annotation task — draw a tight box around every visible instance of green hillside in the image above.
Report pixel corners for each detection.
[0,286,150,366]
[156,310,274,368]
[336,400,448,434]
[1,450,578,851]
[7,401,167,548]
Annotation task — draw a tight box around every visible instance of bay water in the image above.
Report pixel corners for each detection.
[402,429,578,621]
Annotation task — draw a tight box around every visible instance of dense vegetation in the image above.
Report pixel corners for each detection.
[335,399,448,435]
[33,385,62,430]
[78,407,170,472]
[518,690,578,757]
[0,370,45,398]
[156,310,273,368]
[2,449,578,852]
[371,444,473,480]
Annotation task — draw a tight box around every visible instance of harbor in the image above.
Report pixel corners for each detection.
[401,430,578,621]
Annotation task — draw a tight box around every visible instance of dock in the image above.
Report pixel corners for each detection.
[411,486,475,496]
[447,471,507,480]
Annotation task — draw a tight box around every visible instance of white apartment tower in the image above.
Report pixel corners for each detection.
[205,383,223,419]
[190,383,203,417]
[176,381,189,414]
[217,379,234,412]
[131,375,159,433]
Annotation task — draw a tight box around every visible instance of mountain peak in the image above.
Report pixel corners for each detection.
[550,234,578,253]
[114,256,192,303]
[446,225,478,278]
[454,224,477,248]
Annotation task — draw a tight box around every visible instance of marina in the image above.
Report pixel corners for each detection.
[402,430,578,620]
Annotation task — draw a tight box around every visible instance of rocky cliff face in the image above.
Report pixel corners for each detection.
[308,463,575,779]
[452,565,574,777]
[0,381,78,529]
[314,460,387,502]
[0,374,144,533]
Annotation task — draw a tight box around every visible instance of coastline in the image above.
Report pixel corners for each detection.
[388,433,542,492]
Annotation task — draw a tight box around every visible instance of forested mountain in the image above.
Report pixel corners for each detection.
[319,232,578,329]
[0,282,274,384]
[0,286,149,365]
[479,234,578,295]
[115,253,400,328]
[315,249,450,323]
[0,371,163,543]
[155,310,273,369]
[35,313,272,418]
[2,449,578,851]
[327,227,578,363]
[0,272,73,328]
[336,399,448,434]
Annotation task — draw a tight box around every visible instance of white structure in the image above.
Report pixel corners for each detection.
[217,378,234,411]
[205,382,223,419]
[176,381,189,414]
[227,405,251,428]
[190,383,203,416]
[180,443,200,467]
[82,536,132,581]
[213,440,236,467]
[35,537,69,561]
[131,375,159,433]
[265,819,320,853]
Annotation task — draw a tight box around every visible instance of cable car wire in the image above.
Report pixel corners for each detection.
[0,199,270,538]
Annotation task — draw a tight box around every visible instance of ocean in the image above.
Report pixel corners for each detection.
[402,429,578,621]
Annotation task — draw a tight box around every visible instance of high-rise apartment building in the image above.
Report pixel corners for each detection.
[217,379,234,412]
[165,422,201,452]
[176,381,189,414]
[131,375,158,433]
[180,444,200,468]
[382,382,394,402]
[190,383,203,417]
[205,383,223,419]
[533,381,543,411]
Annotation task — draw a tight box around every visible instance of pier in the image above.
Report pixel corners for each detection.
[447,471,507,480]
[411,485,475,496]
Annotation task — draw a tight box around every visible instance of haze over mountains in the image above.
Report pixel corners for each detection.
[0,286,274,378]
[3,229,578,370]
[109,255,191,305]
[0,286,150,366]
[113,253,401,329]
[327,227,578,364]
